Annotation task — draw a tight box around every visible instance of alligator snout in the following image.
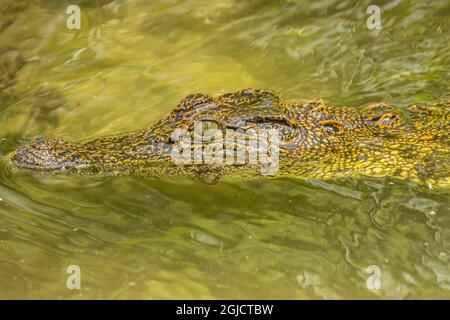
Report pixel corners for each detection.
[11,138,80,171]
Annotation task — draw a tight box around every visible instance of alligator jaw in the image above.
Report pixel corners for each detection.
[10,133,172,175]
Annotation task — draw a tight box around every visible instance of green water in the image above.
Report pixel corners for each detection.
[0,0,449,299]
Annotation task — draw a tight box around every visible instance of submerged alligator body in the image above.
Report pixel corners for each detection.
[10,89,450,183]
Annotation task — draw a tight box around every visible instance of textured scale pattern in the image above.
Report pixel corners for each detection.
[9,89,450,184]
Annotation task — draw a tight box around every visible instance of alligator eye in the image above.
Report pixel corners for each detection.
[201,121,219,131]
[370,113,402,128]
[193,120,220,132]
[193,121,221,140]
[319,120,344,134]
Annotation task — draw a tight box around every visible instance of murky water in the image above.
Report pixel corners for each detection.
[0,0,449,299]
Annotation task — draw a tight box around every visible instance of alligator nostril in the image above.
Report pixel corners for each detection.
[10,145,31,167]
[10,138,65,170]
[30,137,48,149]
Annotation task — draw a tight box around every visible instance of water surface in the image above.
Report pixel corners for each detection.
[0,0,449,299]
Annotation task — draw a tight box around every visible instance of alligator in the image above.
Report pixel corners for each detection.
[9,89,450,184]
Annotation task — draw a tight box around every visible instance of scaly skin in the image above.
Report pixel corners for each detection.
[9,89,450,183]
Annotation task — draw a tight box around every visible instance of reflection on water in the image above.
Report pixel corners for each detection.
[0,0,449,299]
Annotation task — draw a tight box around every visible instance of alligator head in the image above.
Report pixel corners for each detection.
[11,89,303,177]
